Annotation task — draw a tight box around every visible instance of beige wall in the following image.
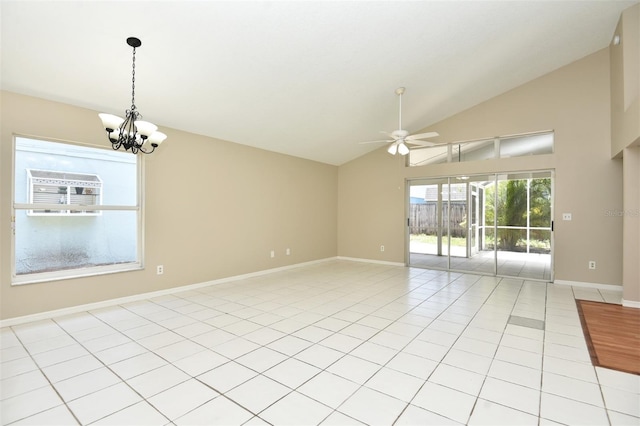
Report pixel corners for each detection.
[622,147,640,304]
[0,91,338,320]
[338,48,624,287]
[611,3,640,156]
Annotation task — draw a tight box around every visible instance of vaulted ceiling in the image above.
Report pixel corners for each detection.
[1,1,636,165]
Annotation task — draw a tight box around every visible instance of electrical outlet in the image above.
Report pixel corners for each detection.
[380,245,385,252]
[562,213,572,221]
[286,248,291,255]
[157,265,164,275]
[270,250,275,258]
[589,261,596,270]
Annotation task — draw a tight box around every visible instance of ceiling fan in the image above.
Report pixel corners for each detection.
[360,87,442,155]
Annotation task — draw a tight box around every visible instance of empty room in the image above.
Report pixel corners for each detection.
[1,1,639,425]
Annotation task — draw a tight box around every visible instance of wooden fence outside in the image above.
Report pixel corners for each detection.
[409,202,467,238]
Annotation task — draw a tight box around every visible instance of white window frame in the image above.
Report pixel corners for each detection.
[11,135,144,285]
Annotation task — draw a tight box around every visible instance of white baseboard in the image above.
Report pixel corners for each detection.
[622,299,640,309]
[0,257,336,328]
[336,256,405,267]
[553,279,623,292]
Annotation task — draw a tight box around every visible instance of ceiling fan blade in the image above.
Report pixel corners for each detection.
[405,140,438,147]
[359,139,393,145]
[406,131,440,141]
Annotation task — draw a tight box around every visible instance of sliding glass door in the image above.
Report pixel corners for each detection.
[408,171,553,281]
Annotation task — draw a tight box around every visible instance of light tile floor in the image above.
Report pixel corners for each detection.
[1,260,638,425]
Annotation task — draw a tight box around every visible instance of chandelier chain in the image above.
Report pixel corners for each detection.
[131,47,136,110]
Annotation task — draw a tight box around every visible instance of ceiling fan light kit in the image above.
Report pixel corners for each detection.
[360,87,442,156]
[98,37,167,155]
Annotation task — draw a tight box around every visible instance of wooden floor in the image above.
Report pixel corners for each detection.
[577,300,640,375]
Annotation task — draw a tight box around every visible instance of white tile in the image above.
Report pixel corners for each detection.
[365,367,424,402]
[109,352,167,380]
[368,330,412,350]
[292,325,335,343]
[320,410,366,425]
[395,404,462,425]
[154,339,206,363]
[411,381,476,424]
[311,317,350,332]
[147,378,219,420]
[0,357,38,380]
[479,377,540,415]
[53,367,121,402]
[338,386,407,426]
[82,332,132,352]
[540,392,609,425]
[224,319,264,336]
[349,341,397,365]
[225,375,290,413]
[386,351,438,379]
[608,410,640,426]
[429,363,484,396]
[499,333,543,354]
[92,401,169,425]
[468,399,538,426]
[236,347,288,373]
[67,382,142,424]
[298,371,360,408]
[601,385,640,417]
[197,361,258,393]
[294,344,344,369]
[0,385,62,424]
[452,336,498,358]
[172,349,229,376]
[460,327,503,345]
[542,371,604,407]
[22,334,76,355]
[174,396,253,425]
[137,330,185,350]
[416,327,458,346]
[319,333,363,353]
[326,354,380,384]
[30,344,89,368]
[596,367,640,393]
[543,355,598,383]
[9,405,77,425]
[94,341,147,364]
[213,337,261,359]
[267,336,312,356]
[243,327,287,345]
[543,342,591,363]
[127,364,191,398]
[191,329,237,348]
[442,348,493,375]
[494,345,542,370]
[263,357,321,389]
[260,391,333,425]
[488,359,541,389]
[41,354,103,383]
[402,339,449,362]
[122,323,167,340]
[0,369,49,400]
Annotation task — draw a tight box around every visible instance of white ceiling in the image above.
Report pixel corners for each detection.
[1,1,636,165]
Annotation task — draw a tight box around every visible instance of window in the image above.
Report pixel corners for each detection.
[12,137,141,284]
[27,169,103,216]
[408,131,554,167]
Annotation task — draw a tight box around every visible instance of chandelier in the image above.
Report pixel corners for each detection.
[98,37,166,154]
